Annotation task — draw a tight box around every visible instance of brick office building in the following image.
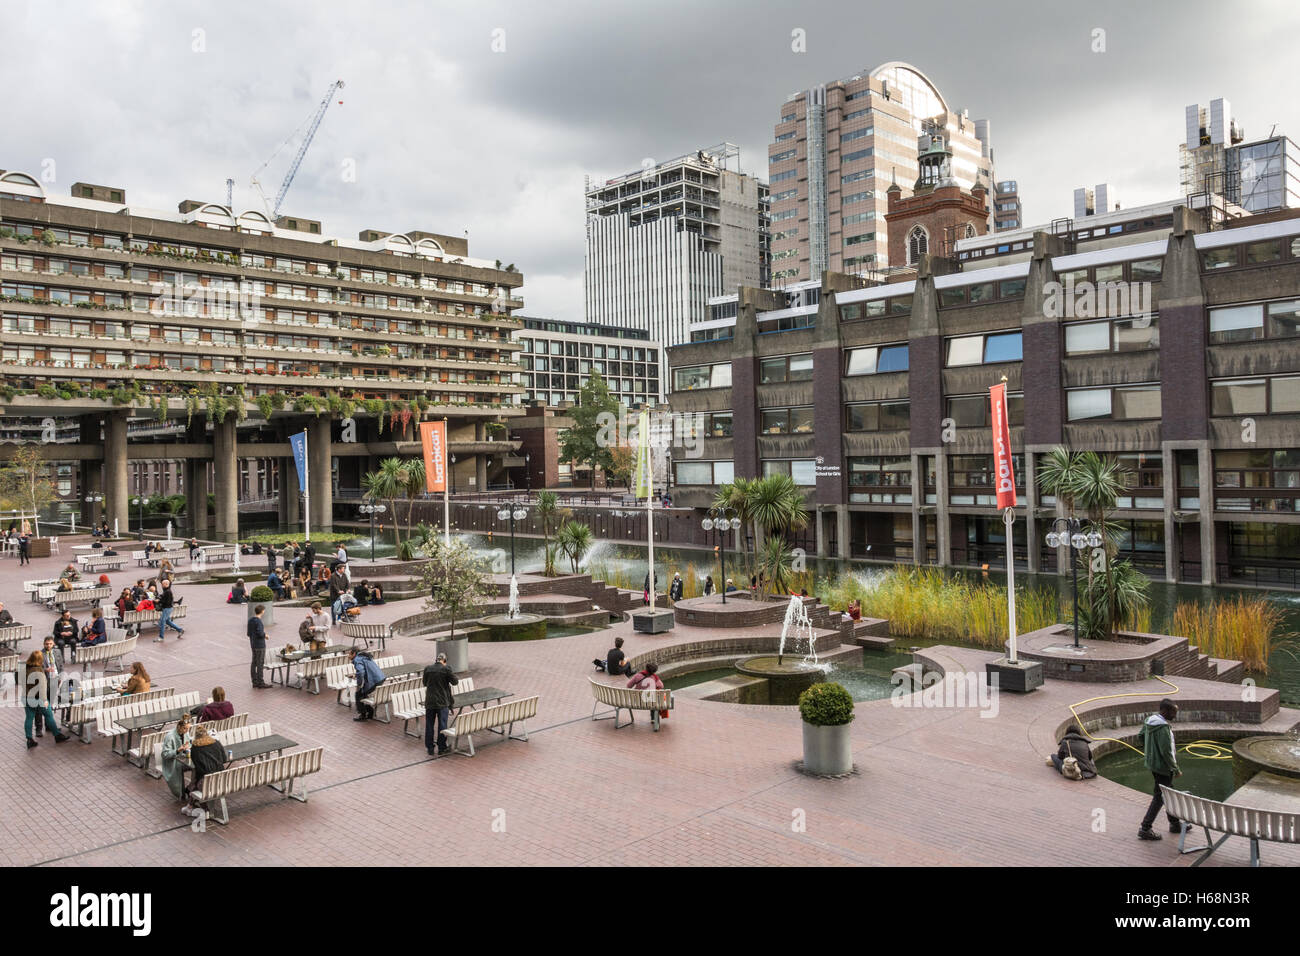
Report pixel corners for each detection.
[668,196,1300,589]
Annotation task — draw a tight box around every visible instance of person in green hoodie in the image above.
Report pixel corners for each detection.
[1137,699,1191,841]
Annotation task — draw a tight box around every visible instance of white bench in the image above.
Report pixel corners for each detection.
[341,621,390,651]
[24,578,59,600]
[74,634,137,673]
[194,545,237,570]
[93,691,201,752]
[589,678,674,731]
[0,624,32,649]
[77,553,126,573]
[70,685,175,742]
[45,585,112,611]
[1161,785,1300,867]
[191,746,324,828]
[440,696,538,757]
[326,654,405,706]
[392,677,477,738]
[358,673,422,723]
[132,713,249,776]
[121,604,187,635]
[295,652,346,694]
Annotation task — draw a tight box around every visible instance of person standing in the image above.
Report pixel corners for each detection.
[349,646,385,721]
[265,544,277,577]
[154,581,184,643]
[247,604,271,689]
[188,537,200,560]
[282,541,295,572]
[308,602,331,648]
[669,572,684,604]
[703,575,715,596]
[17,532,30,566]
[1138,699,1189,841]
[21,651,71,748]
[32,637,65,738]
[421,651,459,755]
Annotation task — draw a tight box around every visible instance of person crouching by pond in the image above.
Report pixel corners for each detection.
[1047,724,1097,779]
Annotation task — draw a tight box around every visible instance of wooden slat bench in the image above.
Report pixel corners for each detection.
[391,678,477,738]
[1161,785,1300,867]
[121,604,187,636]
[0,624,32,650]
[441,696,538,757]
[77,553,126,573]
[132,713,249,776]
[589,678,674,731]
[341,621,390,651]
[326,654,405,706]
[191,746,324,827]
[70,685,175,742]
[75,635,137,673]
[93,691,200,751]
[358,673,422,723]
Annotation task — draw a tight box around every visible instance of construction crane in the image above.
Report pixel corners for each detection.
[249,79,345,220]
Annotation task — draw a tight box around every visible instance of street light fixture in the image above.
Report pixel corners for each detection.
[1045,517,1105,649]
[702,506,742,604]
[359,502,387,561]
[130,495,148,540]
[496,505,528,576]
[450,453,457,496]
[74,493,103,535]
[525,453,532,493]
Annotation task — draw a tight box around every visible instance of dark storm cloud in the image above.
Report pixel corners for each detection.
[2,0,1296,319]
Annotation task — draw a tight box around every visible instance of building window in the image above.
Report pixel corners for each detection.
[673,363,731,391]
[847,456,912,504]
[1211,376,1300,416]
[762,459,816,485]
[1064,316,1160,354]
[947,393,1024,427]
[1209,299,1300,344]
[845,344,908,375]
[759,353,813,383]
[846,401,909,431]
[945,331,1022,366]
[675,461,735,485]
[908,225,928,265]
[1066,385,1162,421]
[760,406,814,434]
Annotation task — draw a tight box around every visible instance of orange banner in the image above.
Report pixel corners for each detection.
[420,420,447,493]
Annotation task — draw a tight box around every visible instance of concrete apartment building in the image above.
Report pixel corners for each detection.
[516,317,659,408]
[0,168,526,537]
[767,62,995,283]
[583,145,769,385]
[667,194,1300,590]
[1181,98,1300,214]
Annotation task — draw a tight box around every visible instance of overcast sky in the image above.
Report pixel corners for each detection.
[4,0,1297,319]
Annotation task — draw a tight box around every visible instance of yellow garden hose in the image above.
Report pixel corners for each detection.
[1066,677,1234,759]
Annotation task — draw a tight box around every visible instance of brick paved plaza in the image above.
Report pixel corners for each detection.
[4,539,1296,868]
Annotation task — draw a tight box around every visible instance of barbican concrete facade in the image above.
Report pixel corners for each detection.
[668,197,1300,590]
[0,168,527,537]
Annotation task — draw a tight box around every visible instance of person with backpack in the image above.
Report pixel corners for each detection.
[1138,699,1189,841]
[349,646,385,721]
[1048,724,1097,779]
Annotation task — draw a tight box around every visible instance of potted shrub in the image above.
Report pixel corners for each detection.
[248,584,276,626]
[798,682,855,776]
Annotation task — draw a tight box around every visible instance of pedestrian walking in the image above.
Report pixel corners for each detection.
[154,581,184,643]
[1137,699,1190,841]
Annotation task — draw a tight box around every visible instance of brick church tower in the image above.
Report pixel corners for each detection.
[885,134,989,267]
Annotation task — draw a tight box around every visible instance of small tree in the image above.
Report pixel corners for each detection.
[0,444,58,533]
[558,372,621,489]
[555,520,594,573]
[755,536,795,603]
[607,445,635,489]
[421,537,493,641]
[536,490,560,576]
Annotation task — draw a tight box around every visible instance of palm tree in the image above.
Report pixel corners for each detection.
[555,520,594,574]
[536,490,559,576]
[747,474,809,550]
[755,536,795,603]
[400,458,427,540]
[364,458,410,549]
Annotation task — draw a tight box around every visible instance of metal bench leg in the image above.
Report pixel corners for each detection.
[1250,838,1260,867]
[652,709,661,732]
[1187,831,1231,867]
[615,706,633,730]
[509,719,528,743]
[1176,821,1211,855]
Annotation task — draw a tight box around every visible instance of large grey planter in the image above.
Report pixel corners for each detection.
[801,721,853,776]
[248,601,274,628]
[437,635,469,673]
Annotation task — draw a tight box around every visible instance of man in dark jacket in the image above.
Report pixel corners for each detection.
[669,573,684,603]
[1138,699,1186,841]
[1050,724,1098,779]
[421,652,459,755]
[51,610,79,660]
[350,647,386,721]
[17,533,30,566]
[329,565,349,623]
[154,581,184,643]
[605,636,634,677]
[247,605,271,689]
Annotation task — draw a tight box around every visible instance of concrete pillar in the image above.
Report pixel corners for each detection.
[186,458,209,537]
[104,411,129,535]
[278,456,301,530]
[1162,443,1179,583]
[815,506,826,558]
[308,417,332,533]
[1197,443,1215,585]
[212,418,238,541]
[933,449,951,567]
[910,454,924,566]
[835,506,850,560]
[1024,453,1040,574]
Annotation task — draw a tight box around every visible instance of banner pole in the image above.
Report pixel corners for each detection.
[302,429,310,545]
[443,417,450,546]
[1005,507,1018,663]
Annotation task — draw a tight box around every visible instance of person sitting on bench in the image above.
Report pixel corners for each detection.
[349,646,386,722]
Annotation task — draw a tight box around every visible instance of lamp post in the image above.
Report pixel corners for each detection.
[1045,517,1104,649]
[496,505,527,576]
[525,453,531,493]
[77,493,103,534]
[130,495,147,540]
[360,502,387,561]
[450,454,457,496]
[702,506,741,604]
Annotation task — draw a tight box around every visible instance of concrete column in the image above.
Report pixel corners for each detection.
[1024,452,1040,574]
[1162,443,1179,583]
[278,456,301,530]
[212,418,238,541]
[308,417,332,533]
[104,411,129,534]
[815,506,826,558]
[1197,443,1215,585]
[910,454,924,566]
[933,449,951,567]
[185,458,209,537]
[835,506,850,560]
